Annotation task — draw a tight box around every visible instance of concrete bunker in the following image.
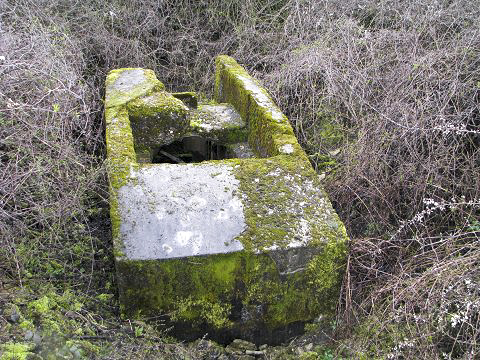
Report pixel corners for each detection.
[105,56,348,345]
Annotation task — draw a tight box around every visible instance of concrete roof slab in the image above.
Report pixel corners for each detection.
[117,163,245,260]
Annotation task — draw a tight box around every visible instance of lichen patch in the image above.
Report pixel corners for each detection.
[279,143,294,154]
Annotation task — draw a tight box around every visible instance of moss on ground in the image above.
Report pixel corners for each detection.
[0,343,34,360]
[0,288,105,359]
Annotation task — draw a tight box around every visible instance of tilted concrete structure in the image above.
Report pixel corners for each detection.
[105,56,348,344]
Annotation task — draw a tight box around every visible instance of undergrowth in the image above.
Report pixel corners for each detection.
[0,0,479,358]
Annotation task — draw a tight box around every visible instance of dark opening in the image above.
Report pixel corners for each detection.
[168,317,309,346]
[152,136,230,164]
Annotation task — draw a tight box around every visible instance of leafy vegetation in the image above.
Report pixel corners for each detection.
[1,0,479,358]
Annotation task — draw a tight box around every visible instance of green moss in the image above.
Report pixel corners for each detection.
[172,296,233,329]
[214,55,297,157]
[117,226,345,333]
[341,316,412,359]
[309,154,337,172]
[315,113,344,149]
[117,252,242,319]
[215,55,252,121]
[127,91,190,152]
[272,134,305,157]
[2,286,110,359]
[306,235,347,292]
[240,253,324,328]
[0,343,34,360]
[28,296,52,314]
[105,68,165,109]
[65,340,100,357]
[229,153,347,327]
[104,105,137,257]
[25,293,63,336]
[230,155,338,251]
[299,352,319,360]
[3,304,24,324]
[110,196,123,258]
[104,106,137,190]
[172,91,198,108]
[127,91,188,118]
[248,103,293,157]
[18,320,34,331]
[188,103,248,144]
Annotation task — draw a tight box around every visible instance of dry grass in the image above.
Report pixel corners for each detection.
[261,1,480,357]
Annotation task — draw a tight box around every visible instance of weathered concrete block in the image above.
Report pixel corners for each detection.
[215,56,303,158]
[105,58,348,344]
[118,163,245,260]
[189,103,249,144]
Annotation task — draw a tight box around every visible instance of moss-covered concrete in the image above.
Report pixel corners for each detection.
[105,69,191,259]
[214,55,302,158]
[104,105,136,259]
[188,103,249,144]
[105,68,165,109]
[114,156,347,343]
[106,62,348,344]
[230,156,346,252]
[116,235,345,342]
[172,91,198,109]
[127,91,190,153]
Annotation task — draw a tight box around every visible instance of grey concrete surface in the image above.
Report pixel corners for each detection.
[117,163,246,260]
